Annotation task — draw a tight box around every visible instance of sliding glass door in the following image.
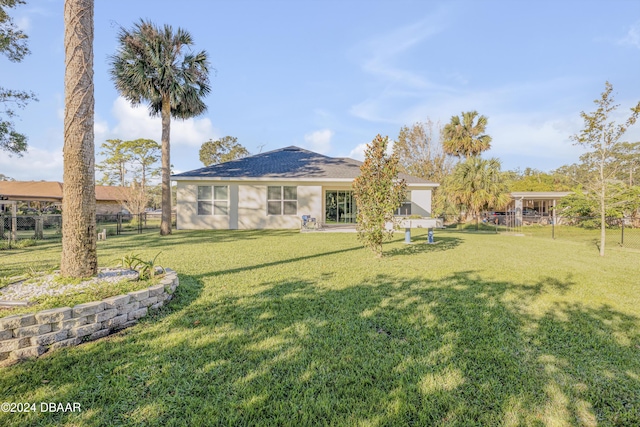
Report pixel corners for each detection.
[325,190,357,224]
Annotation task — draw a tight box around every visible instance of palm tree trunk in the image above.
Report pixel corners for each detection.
[61,0,97,277]
[160,94,172,235]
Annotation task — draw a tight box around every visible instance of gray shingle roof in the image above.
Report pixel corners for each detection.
[172,146,436,185]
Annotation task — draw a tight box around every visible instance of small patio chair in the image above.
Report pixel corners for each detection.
[301,215,318,230]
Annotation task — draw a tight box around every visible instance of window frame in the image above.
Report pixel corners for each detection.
[267,185,298,216]
[197,185,229,216]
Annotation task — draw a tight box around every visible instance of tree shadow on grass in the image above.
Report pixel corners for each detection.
[386,236,463,257]
[1,272,639,426]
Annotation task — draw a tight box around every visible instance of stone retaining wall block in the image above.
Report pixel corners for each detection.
[50,337,81,351]
[102,294,131,310]
[117,302,140,316]
[87,309,118,324]
[139,296,158,308]
[0,314,36,331]
[34,308,72,324]
[128,289,149,302]
[13,324,51,338]
[68,322,102,338]
[31,330,69,346]
[0,339,21,353]
[148,284,164,297]
[88,329,111,341]
[128,307,148,321]
[102,314,127,330]
[52,317,88,332]
[72,302,105,318]
[11,345,46,360]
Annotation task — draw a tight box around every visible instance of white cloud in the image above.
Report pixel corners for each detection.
[108,97,218,147]
[618,20,640,49]
[354,12,447,89]
[303,129,333,154]
[486,112,586,171]
[348,143,368,161]
[0,145,64,181]
[347,138,395,161]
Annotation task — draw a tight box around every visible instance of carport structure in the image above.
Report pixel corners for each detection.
[509,191,572,225]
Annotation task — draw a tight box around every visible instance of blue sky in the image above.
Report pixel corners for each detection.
[2,0,640,182]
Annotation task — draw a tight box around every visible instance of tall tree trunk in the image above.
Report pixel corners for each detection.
[61,0,97,277]
[120,160,125,187]
[599,152,606,257]
[160,95,172,235]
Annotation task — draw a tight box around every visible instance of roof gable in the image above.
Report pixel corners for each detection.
[172,146,436,184]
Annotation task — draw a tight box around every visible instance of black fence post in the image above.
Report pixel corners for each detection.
[552,219,555,240]
[621,219,625,246]
[117,213,122,235]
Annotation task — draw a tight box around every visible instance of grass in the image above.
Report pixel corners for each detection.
[0,229,639,426]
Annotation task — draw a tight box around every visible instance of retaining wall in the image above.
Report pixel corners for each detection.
[0,269,178,366]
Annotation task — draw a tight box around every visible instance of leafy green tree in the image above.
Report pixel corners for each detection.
[444,156,511,220]
[0,0,37,156]
[97,139,130,186]
[123,138,160,191]
[508,168,571,192]
[395,119,455,216]
[613,141,640,186]
[353,134,406,257]
[199,136,249,166]
[109,20,211,235]
[442,111,492,159]
[571,81,640,256]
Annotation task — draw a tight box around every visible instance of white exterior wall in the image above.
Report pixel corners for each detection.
[176,180,436,230]
[176,181,323,230]
[410,189,432,217]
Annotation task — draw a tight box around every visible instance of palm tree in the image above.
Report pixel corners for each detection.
[442,111,492,158]
[61,0,97,278]
[445,156,510,220]
[109,20,211,235]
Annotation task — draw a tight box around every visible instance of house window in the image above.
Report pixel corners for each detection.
[395,192,412,216]
[267,186,297,215]
[197,185,228,215]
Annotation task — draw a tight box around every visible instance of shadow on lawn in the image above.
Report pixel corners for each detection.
[1,272,639,426]
[103,229,297,251]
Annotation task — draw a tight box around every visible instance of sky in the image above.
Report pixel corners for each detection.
[1,0,640,182]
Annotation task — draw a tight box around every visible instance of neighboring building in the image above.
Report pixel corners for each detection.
[0,181,129,215]
[171,146,439,230]
[509,192,572,216]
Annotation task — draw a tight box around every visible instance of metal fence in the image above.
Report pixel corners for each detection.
[0,213,176,249]
[439,214,640,250]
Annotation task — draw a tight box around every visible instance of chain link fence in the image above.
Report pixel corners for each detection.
[1,213,176,249]
[439,214,640,250]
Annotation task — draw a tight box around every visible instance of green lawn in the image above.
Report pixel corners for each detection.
[1,229,639,426]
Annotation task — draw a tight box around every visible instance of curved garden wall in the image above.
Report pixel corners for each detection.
[0,269,178,366]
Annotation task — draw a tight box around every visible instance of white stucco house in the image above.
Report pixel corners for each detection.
[171,146,439,230]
